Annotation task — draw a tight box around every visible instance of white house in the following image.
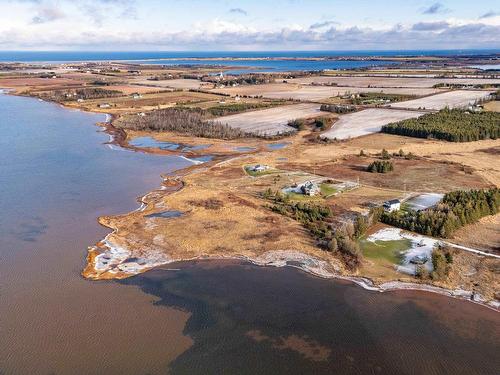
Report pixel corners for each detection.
[251,164,269,172]
[383,199,401,212]
[301,181,320,196]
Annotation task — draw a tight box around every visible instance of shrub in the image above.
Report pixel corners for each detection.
[367,160,394,173]
[288,119,305,130]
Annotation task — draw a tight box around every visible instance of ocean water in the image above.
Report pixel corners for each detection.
[1,49,498,62]
[0,92,499,374]
[1,50,498,74]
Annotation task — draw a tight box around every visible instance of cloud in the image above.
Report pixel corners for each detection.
[31,6,65,24]
[479,10,498,19]
[2,20,498,50]
[411,21,449,31]
[422,2,449,15]
[309,20,338,30]
[229,8,247,16]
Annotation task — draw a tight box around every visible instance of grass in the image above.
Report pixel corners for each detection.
[244,166,279,177]
[285,192,321,201]
[359,238,412,265]
[320,183,338,197]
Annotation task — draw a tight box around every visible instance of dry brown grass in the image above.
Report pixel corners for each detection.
[452,213,500,254]
[288,75,500,88]
[283,155,490,193]
[484,101,500,112]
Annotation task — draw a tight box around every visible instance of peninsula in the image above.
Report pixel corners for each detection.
[2,56,499,309]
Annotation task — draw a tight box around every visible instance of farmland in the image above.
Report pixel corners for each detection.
[321,108,426,140]
[390,90,493,110]
[288,75,500,88]
[215,103,325,136]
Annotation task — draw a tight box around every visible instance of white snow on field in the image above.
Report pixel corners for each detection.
[321,108,426,140]
[390,90,492,111]
[367,227,440,275]
[215,103,324,136]
[405,193,443,211]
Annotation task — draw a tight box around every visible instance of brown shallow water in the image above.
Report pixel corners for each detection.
[1,93,499,374]
[0,94,193,374]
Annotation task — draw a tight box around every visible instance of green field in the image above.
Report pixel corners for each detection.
[244,166,279,177]
[320,183,338,197]
[285,192,321,201]
[359,238,412,265]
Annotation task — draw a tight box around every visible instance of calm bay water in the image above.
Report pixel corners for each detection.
[0,93,499,374]
[1,50,498,62]
[1,49,498,74]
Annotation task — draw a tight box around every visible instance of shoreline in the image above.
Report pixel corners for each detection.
[2,89,498,313]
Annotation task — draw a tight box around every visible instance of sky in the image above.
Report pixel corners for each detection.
[0,0,499,50]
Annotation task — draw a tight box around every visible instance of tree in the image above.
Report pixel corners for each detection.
[381,149,391,159]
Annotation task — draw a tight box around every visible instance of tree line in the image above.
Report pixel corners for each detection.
[382,109,500,142]
[264,189,383,270]
[381,188,500,238]
[118,107,252,139]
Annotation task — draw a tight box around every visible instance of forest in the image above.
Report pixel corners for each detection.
[118,107,252,139]
[381,188,500,238]
[382,109,500,142]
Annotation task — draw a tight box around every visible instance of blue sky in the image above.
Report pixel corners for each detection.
[1,0,499,50]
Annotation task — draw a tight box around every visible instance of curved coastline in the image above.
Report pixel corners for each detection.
[3,89,498,313]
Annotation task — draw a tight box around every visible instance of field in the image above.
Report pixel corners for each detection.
[484,101,500,112]
[390,90,492,110]
[132,78,204,90]
[215,103,325,136]
[214,83,442,101]
[288,76,500,88]
[283,155,491,192]
[452,213,500,254]
[101,85,165,94]
[321,108,426,140]
[75,91,221,113]
[0,76,85,92]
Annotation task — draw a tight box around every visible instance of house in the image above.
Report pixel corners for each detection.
[383,199,401,212]
[251,164,269,172]
[410,254,428,265]
[301,181,320,196]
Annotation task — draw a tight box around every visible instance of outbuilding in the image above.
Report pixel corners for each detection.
[383,199,401,212]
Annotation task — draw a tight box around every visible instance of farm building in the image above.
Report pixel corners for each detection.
[251,164,269,172]
[301,181,320,196]
[383,199,401,212]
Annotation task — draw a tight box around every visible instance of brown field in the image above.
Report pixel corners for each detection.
[282,155,490,193]
[102,85,167,95]
[76,91,221,113]
[132,78,204,90]
[321,108,426,140]
[484,101,500,112]
[390,90,493,110]
[0,77,85,91]
[301,134,500,187]
[288,76,500,88]
[214,83,442,101]
[215,103,325,135]
[452,214,500,254]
